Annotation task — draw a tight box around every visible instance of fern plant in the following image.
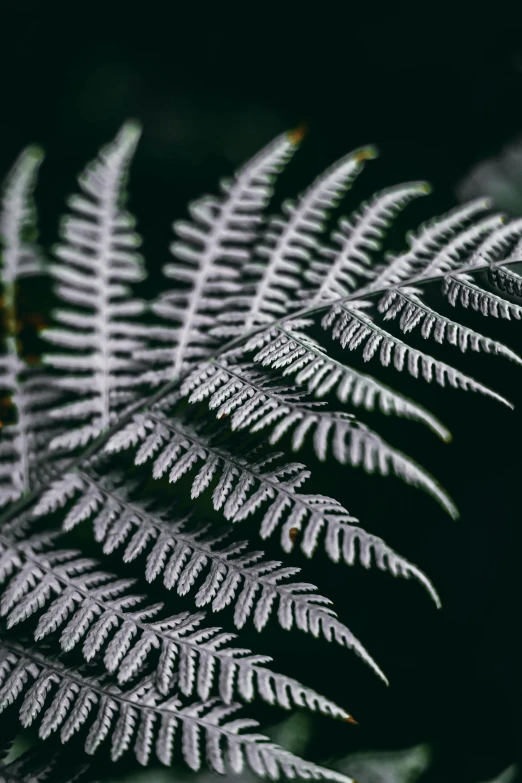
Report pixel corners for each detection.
[0,121,520,782]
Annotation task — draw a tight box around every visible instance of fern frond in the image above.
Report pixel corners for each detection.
[0,146,62,506]
[303,182,429,302]
[102,414,440,611]
[224,146,376,334]
[140,133,299,386]
[243,325,451,440]
[378,287,522,363]
[4,126,522,783]
[0,146,44,285]
[322,302,513,407]
[29,483,391,682]
[408,214,505,279]
[488,262,522,297]
[41,123,146,451]
[100,414,366,557]
[0,532,353,716]
[370,199,492,287]
[30,462,437,653]
[181,359,456,515]
[0,639,355,780]
[443,273,522,319]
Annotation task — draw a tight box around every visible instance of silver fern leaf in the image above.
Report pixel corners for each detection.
[0,640,355,781]
[2,124,522,783]
[0,146,62,507]
[140,131,299,385]
[321,301,514,406]
[101,410,438,605]
[218,145,377,334]
[41,123,146,452]
[242,324,451,439]
[0,528,356,716]
[181,358,456,515]
[303,182,430,302]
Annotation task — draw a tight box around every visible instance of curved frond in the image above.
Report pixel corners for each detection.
[227,146,376,333]
[182,359,456,515]
[140,132,299,384]
[443,273,522,319]
[0,640,355,779]
[0,146,61,506]
[489,262,522,297]
[304,182,429,302]
[244,325,451,440]
[41,123,146,451]
[378,287,522,363]
[370,199,492,287]
[0,532,354,716]
[322,302,513,407]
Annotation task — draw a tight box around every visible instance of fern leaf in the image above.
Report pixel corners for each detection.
[406,213,505,279]
[26,474,392,680]
[140,133,299,385]
[443,273,522,319]
[488,262,522,297]
[371,199,491,287]
[102,413,439,606]
[322,302,513,407]
[244,325,451,439]
[227,146,376,333]
[182,359,456,515]
[0,530,358,715]
[0,147,62,506]
[41,123,146,450]
[1,639,356,779]
[378,286,522,364]
[304,182,429,301]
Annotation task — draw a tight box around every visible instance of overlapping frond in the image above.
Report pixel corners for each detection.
[41,123,146,452]
[181,358,455,514]
[321,301,514,406]
[0,147,62,507]
[242,325,451,439]
[140,132,299,385]
[0,640,355,780]
[369,199,494,287]
[378,286,522,361]
[0,531,353,715]
[99,410,433,603]
[303,182,430,302]
[29,464,438,669]
[216,146,377,335]
[443,273,522,318]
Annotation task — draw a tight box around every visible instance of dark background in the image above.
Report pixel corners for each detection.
[2,2,522,781]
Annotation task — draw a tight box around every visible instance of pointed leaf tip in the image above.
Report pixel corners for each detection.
[24,145,44,163]
[354,145,378,163]
[288,123,307,144]
[120,119,143,142]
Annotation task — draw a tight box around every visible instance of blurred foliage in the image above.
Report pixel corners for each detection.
[457,138,522,215]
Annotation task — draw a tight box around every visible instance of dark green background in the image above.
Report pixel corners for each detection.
[1,2,521,781]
